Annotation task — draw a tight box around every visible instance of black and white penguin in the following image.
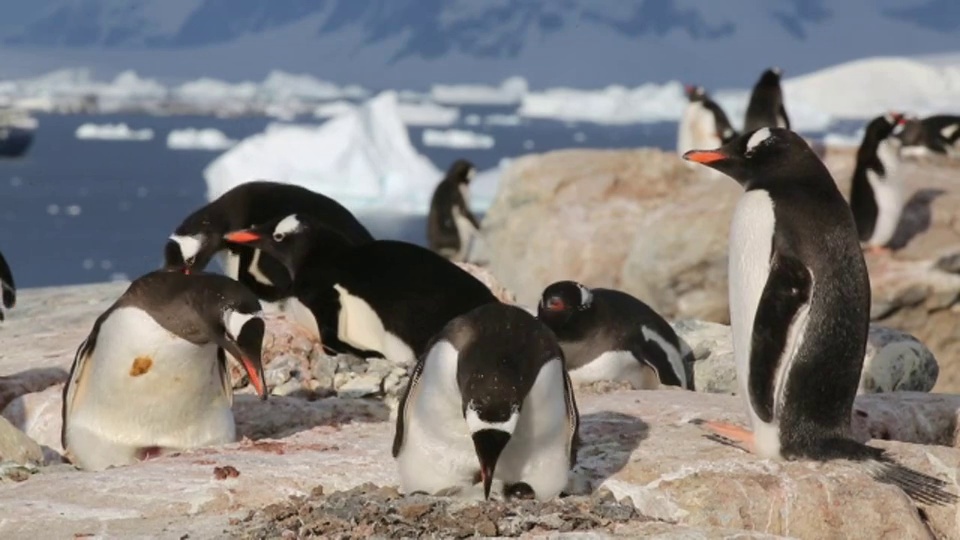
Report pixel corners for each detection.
[683,127,957,505]
[537,281,693,390]
[0,248,15,321]
[427,159,482,262]
[905,115,960,156]
[223,213,498,365]
[849,112,907,254]
[164,180,374,309]
[61,270,268,471]
[677,85,738,159]
[393,302,579,501]
[743,68,790,132]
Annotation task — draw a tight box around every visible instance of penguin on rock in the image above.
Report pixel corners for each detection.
[682,126,957,505]
[427,159,483,262]
[677,84,738,159]
[393,302,579,501]
[537,281,694,390]
[61,270,268,471]
[849,112,908,255]
[164,180,373,310]
[743,68,790,132]
[222,213,498,366]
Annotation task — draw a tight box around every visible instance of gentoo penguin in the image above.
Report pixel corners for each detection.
[164,180,374,309]
[683,127,957,505]
[537,281,693,390]
[0,248,14,321]
[61,270,268,471]
[427,159,482,262]
[849,113,907,254]
[223,213,498,365]
[677,85,738,159]
[901,115,960,156]
[393,303,579,501]
[743,68,790,132]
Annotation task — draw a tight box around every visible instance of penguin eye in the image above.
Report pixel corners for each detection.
[272,232,286,242]
[546,298,566,311]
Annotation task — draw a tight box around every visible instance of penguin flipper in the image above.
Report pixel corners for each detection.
[61,336,96,448]
[628,335,686,389]
[778,105,790,130]
[560,364,581,468]
[391,349,429,458]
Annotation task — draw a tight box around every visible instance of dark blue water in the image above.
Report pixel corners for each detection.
[0,110,824,288]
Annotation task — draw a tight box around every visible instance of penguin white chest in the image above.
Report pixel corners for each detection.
[865,140,904,248]
[678,103,720,156]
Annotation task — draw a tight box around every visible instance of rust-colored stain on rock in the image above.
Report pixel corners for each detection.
[129,356,153,377]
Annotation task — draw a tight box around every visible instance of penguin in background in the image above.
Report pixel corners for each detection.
[0,248,15,321]
[850,112,908,255]
[743,68,790,132]
[61,270,268,471]
[898,115,960,157]
[537,281,694,390]
[164,180,374,310]
[393,303,579,501]
[427,159,482,262]
[222,213,498,366]
[677,85,738,160]
[683,127,957,506]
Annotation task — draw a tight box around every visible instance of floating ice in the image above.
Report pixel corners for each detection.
[167,128,238,151]
[205,91,449,213]
[519,82,686,125]
[395,101,460,127]
[422,129,495,150]
[484,114,522,126]
[313,100,358,119]
[430,76,528,106]
[75,123,154,141]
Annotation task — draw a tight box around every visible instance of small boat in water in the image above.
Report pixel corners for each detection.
[0,107,38,158]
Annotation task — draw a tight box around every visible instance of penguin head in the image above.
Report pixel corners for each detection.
[682,127,818,189]
[757,67,783,87]
[217,306,268,399]
[684,85,706,102]
[222,213,352,278]
[537,280,594,328]
[464,399,519,500]
[164,209,228,275]
[447,159,476,185]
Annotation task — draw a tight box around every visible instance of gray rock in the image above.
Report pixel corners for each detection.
[0,415,42,465]
[309,351,338,391]
[264,354,300,389]
[673,319,938,395]
[336,373,384,399]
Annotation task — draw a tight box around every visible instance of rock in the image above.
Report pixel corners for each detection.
[1,384,65,463]
[483,146,960,391]
[0,367,69,412]
[674,319,939,395]
[1,389,958,538]
[310,350,337,391]
[0,415,42,465]
[455,261,517,303]
[336,373,384,399]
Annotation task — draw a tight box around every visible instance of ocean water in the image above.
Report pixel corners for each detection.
[0,111,683,289]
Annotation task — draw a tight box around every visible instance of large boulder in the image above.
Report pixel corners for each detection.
[482,146,960,391]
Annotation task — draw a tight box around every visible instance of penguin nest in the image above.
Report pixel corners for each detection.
[230,483,649,538]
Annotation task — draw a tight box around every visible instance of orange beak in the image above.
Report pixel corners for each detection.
[224,230,261,244]
[241,357,267,398]
[682,150,728,164]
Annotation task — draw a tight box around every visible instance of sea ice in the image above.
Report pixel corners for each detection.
[395,100,460,127]
[430,76,528,106]
[167,128,238,151]
[422,129,495,150]
[74,123,154,141]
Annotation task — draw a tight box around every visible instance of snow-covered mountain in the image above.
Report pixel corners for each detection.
[0,0,957,89]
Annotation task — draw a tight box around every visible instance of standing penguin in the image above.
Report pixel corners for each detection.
[223,213,498,366]
[677,85,738,159]
[427,159,482,262]
[537,281,693,390]
[849,113,907,254]
[743,68,790,132]
[164,180,374,309]
[393,303,579,501]
[0,248,14,321]
[61,270,268,471]
[683,127,956,505]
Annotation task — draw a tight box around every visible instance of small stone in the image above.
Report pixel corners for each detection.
[271,379,305,397]
[0,416,43,465]
[264,355,300,389]
[336,374,383,398]
[213,465,240,480]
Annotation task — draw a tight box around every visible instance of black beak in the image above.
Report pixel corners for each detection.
[216,317,267,400]
[471,429,512,500]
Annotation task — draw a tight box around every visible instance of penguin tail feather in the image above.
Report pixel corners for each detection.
[805,437,958,506]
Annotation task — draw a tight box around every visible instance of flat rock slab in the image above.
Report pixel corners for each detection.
[1,389,958,539]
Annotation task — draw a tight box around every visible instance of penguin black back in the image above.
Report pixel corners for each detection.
[744,68,790,132]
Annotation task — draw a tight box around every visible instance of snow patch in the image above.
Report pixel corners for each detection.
[422,129,495,150]
[75,123,154,141]
[167,128,238,151]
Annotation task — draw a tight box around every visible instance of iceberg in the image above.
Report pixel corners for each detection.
[313,100,358,119]
[395,100,460,127]
[519,82,686,125]
[422,129,495,150]
[167,128,238,151]
[204,91,446,213]
[430,77,528,106]
[75,123,154,141]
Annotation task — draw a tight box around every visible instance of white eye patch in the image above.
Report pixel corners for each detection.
[273,215,301,236]
[577,283,593,308]
[223,309,261,338]
[746,128,773,154]
[169,234,203,260]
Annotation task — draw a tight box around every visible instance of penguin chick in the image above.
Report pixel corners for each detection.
[61,270,268,471]
[537,281,693,390]
[393,303,579,501]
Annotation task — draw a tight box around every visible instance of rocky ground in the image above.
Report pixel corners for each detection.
[481,147,960,392]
